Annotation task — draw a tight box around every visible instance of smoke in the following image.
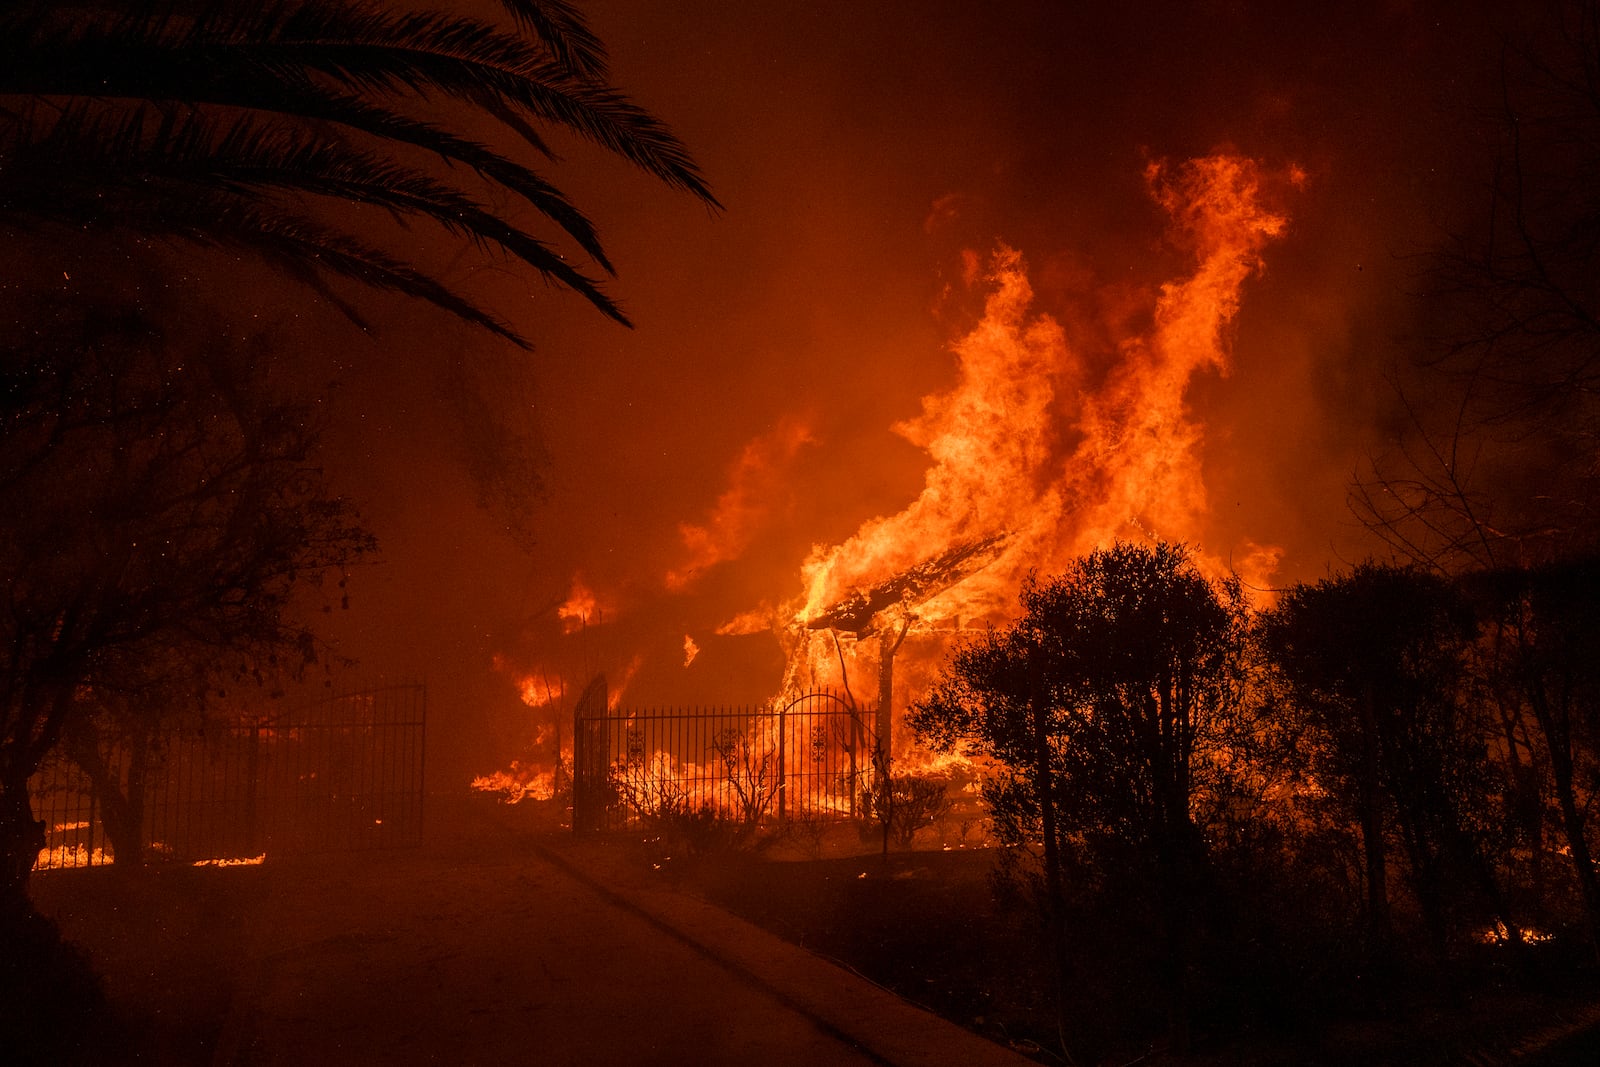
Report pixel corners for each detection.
[294,0,1521,781]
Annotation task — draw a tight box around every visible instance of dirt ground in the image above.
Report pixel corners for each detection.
[25,795,1600,1066]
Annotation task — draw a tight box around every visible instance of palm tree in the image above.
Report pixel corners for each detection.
[0,0,719,346]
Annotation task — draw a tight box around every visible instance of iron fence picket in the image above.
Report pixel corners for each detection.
[572,691,872,832]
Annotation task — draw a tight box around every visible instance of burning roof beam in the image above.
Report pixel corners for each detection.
[804,532,1008,635]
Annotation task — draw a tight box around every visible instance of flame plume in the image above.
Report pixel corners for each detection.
[777,154,1291,737]
[475,154,1293,804]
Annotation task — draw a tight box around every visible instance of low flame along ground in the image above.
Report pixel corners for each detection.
[476,153,1294,806]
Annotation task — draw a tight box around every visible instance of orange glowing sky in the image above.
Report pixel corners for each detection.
[203,0,1525,780]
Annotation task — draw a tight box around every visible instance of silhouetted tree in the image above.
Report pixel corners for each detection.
[1476,557,1600,953]
[1345,6,1600,959]
[1353,1,1600,569]
[911,541,1250,1053]
[58,692,170,871]
[57,640,255,869]
[1259,563,1512,967]
[910,615,1068,973]
[0,0,721,922]
[0,307,372,915]
[0,0,719,346]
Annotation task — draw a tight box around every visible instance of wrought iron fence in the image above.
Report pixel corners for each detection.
[573,690,874,832]
[31,683,426,870]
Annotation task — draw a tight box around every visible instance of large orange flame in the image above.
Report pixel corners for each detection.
[557,577,608,633]
[775,154,1291,732]
[479,154,1293,806]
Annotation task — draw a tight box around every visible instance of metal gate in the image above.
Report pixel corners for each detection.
[31,683,426,869]
[572,689,873,832]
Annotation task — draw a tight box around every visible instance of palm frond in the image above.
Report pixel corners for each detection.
[266,90,616,271]
[0,3,719,207]
[0,110,539,347]
[493,0,609,79]
[268,4,718,204]
[0,0,714,343]
[189,202,543,348]
[196,117,628,319]
[0,41,619,271]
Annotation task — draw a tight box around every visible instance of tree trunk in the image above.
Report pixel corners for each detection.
[1149,682,1193,1052]
[1029,691,1073,1060]
[1520,661,1600,959]
[0,759,45,914]
[1394,804,1450,965]
[1460,825,1525,954]
[65,723,146,867]
[874,619,911,861]
[1548,741,1600,960]
[0,686,75,909]
[1489,619,1545,917]
[875,615,910,765]
[1358,687,1394,969]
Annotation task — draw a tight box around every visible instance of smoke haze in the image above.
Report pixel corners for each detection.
[145,0,1526,783]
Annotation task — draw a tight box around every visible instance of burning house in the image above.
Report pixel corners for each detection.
[480,154,1295,827]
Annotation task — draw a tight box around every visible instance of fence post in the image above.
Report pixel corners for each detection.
[849,691,860,818]
[86,782,97,868]
[243,723,260,857]
[418,685,429,847]
[777,700,787,823]
[571,699,585,833]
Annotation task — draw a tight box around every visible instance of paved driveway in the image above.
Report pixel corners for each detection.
[213,812,1032,1067]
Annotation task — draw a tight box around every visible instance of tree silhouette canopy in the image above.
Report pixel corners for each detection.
[910,541,1250,1051]
[0,303,374,900]
[1258,562,1511,965]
